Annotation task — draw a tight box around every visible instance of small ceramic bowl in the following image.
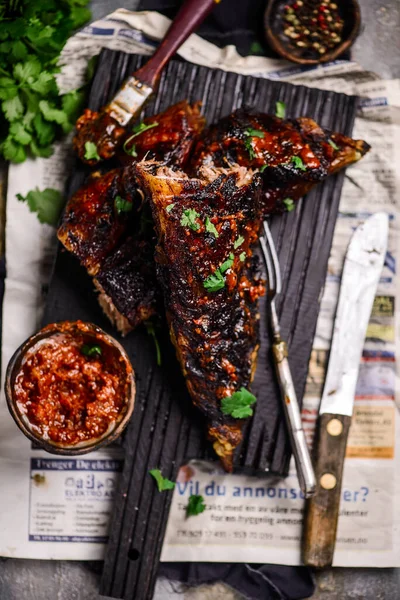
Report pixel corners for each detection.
[264,0,361,65]
[5,321,135,455]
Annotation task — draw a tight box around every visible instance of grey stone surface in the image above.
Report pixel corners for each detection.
[1,1,399,599]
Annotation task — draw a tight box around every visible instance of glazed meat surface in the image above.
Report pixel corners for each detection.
[190,109,370,214]
[135,163,266,471]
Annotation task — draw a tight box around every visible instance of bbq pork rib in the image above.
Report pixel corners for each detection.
[135,163,266,471]
[190,109,370,214]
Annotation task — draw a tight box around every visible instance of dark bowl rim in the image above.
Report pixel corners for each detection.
[5,320,135,456]
[264,0,361,66]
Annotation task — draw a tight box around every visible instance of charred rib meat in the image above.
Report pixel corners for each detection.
[190,109,370,214]
[135,163,265,470]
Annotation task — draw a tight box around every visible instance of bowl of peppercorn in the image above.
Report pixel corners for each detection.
[264,0,361,64]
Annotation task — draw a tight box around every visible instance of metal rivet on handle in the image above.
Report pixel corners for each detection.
[320,473,337,490]
[326,418,343,436]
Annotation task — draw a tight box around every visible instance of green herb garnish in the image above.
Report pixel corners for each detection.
[115,195,133,215]
[166,203,175,213]
[205,217,219,238]
[221,387,257,419]
[186,494,206,517]
[84,141,100,161]
[149,469,175,492]
[16,188,64,226]
[203,253,234,292]
[259,164,268,173]
[275,101,286,119]
[123,121,159,155]
[244,137,255,160]
[244,127,264,159]
[328,139,339,151]
[81,344,102,357]
[234,235,244,249]
[290,156,307,171]
[283,198,295,212]
[181,208,200,231]
[220,252,234,273]
[145,321,162,367]
[245,127,265,139]
[239,251,246,262]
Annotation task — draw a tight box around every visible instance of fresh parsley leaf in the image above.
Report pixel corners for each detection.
[234,235,244,249]
[84,141,100,161]
[9,121,31,145]
[33,113,55,146]
[186,494,206,517]
[30,72,56,96]
[203,270,225,293]
[16,187,64,226]
[244,136,255,160]
[0,77,18,101]
[166,203,175,213]
[328,139,339,151]
[239,251,246,262]
[114,195,133,215]
[291,156,307,171]
[275,101,286,119]
[205,217,219,238]
[181,208,200,231]
[81,344,102,357]
[220,253,234,273]
[123,121,159,155]
[29,140,53,158]
[3,137,26,162]
[283,198,295,212]
[149,469,175,492]
[221,387,257,419]
[145,321,162,367]
[11,40,28,61]
[259,164,268,173]
[245,127,265,139]
[39,100,67,125]
[124,143,138,157]
[13,58,41,83]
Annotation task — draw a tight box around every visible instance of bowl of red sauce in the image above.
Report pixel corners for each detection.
[5,320,135,455]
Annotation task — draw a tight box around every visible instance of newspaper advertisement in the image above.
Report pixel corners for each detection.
[1,9,399,565]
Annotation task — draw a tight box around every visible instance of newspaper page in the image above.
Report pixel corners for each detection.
[1,9,399,565]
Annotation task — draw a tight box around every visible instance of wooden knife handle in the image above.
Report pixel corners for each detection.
[134,0,219,88]
[303,412,352,568]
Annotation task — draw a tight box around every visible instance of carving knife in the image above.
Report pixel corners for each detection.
[303,212,389,568]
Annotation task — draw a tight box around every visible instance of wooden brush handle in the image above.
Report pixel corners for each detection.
[303,413,352,568]
[134,0,219,88]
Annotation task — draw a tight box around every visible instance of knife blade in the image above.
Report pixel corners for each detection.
[303,212,389,568]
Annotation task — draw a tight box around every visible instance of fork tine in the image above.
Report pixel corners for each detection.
[262,220,282,295]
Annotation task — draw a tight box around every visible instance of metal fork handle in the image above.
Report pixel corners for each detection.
[272,338,316,499]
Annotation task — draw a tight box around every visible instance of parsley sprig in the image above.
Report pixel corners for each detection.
[149,469,175,492]
[203,253,234,293]
[186,494,206,517]
[181,208,200,231]
[244,127,265,160]
[275,101,286,119]
[16,187,64,226]
[123,121,159,155]
[283,198,295,212]
[0,1,91,163]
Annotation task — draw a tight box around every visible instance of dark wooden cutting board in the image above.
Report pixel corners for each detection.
[42,49,359,600]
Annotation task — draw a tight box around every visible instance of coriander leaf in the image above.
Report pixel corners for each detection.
[181,208,200,231]
[221,387,257,419]
[290,156,307,171]
[30,72,57,95]
[259,164,268,173]
[245,127,265,139]
[61,89,85,122]
[204,269,225,292]
[166,203,175,213]
[244,136,255,160]
[250,41,265,55]
[239,251,246,262]
[233,235,244,249]
[84,141,100,161]
[11,40,28,61]
[0,77,18,101]
[39,100,67,125]
[2,95,24,121]
[29,140,53,158]
[123,121,159,154]
[186,494,206,517]
[205,216,219,238]
[9,121,32,145]
[115,195,133,215]
[16,188,64,225]
[145,321,162,366]
[220,253,234,274]
[70,6,92,29]
[81,344,102,357]
[124,143,137,157]
[14,58,41,83]
[275,101,286,119]
[2,137,26,162]
[283,198,295,212]
[33,113,56,146]
[328,139,339,151]
[149,469,175,492]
